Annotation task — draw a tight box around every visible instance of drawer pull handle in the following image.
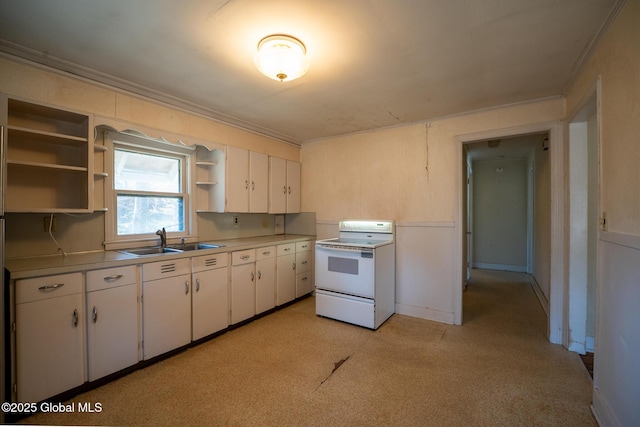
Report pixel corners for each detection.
[38,283,64,291]
[262,251,271,256]
[240,255,250,260]
[92,306,98,324]
[72,309,79,328]
[104,274,124,281]
[301,261,308,265]
[284,248,291,252]
[301,276,308,281]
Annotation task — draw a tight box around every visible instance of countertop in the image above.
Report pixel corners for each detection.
[6,234,315,280]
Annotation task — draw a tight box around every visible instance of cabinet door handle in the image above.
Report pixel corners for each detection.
[288,186,291,194]
[185,281,190,295]
[38,283,64,291]
[104,274,123,281]
[251,181,255,191]
[72,309,79,328]
[196,278,200,292]
[251,272,255,282]
[257,270,262,280]
[292,262,296,271]
[283,185,287,194]
[92,306,98,324]
[245,179,249,190]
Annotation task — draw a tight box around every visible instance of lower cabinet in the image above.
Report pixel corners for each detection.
[85,266,139,382]
[295,241,313,297]
[142,258,192,360]
[191,253,229,341]
[230,249,256,324]
[15,273,85,403]
[276,243,296,306]
[255,246,276,314]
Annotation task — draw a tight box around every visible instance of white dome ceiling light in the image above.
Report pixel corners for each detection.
[254,34,309,82]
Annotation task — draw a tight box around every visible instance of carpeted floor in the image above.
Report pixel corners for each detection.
[18,269,596,426]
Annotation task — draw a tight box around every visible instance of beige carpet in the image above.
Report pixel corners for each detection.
[20,269,595,426]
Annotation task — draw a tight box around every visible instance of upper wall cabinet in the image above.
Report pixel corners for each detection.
[225,146,268,213]
[1,95,93,212]
[269,157,300,214]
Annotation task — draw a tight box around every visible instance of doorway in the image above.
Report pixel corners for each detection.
[456,123,565,344]
[464,133,549,298]
[567,89,599,354]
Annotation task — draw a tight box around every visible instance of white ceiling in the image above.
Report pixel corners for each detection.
[0,0,621,145]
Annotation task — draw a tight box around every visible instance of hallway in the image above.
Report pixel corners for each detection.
[20,270,595,426]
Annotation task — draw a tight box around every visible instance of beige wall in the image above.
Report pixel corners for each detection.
[302,98,564,223]
[566,0,640,236]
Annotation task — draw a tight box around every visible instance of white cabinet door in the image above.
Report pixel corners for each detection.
[231,262,255,324]
[255,250,276,314]
[142,273,191,360]
[250,151,269,213]
[286,160,301,213]
[86,283,138,381]
[269,156,287,214]
[276,250,296,306]
[15,273,85,403]
[226,145,249,212]
[192,267,229,340]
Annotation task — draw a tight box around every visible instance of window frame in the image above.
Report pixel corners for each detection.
[103,131,196,250]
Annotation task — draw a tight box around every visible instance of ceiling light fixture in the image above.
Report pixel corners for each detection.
[254,34,309,82]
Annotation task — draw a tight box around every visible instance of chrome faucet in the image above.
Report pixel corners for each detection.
[156,228,167,249]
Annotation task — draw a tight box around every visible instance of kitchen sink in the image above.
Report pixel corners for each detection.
[120,247,183,256]
[167,243,224,251]
[120,243,224,256]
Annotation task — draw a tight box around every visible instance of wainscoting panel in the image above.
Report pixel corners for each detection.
[592,231,640,427]
[395,222,456,324]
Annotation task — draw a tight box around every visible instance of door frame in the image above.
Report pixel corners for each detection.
[455,121,565,344]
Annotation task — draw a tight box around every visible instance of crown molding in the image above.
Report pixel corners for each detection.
[0,41,302,147]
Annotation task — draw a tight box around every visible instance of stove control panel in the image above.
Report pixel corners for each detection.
[339,220,394,234]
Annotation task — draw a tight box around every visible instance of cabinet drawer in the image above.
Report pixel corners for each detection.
[296,251,311,273]
[86,265,137,292]
[296,241,311,252]
[192,252,228,272]
[143,258,191,281]
[277,243,295,256]
[232,249,256,265]
[16,272,83,304]
[256,246,276,260]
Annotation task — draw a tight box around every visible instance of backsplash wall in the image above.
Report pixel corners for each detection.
[5,212,316,259]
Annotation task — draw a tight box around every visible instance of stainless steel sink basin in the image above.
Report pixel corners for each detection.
[167,243,223,251]
[121,247,183,256]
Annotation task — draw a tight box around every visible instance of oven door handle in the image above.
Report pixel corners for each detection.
[317,244,371,253]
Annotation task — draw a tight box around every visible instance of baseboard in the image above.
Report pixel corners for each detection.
[395,303,454,324]
[529,275,549,317]
[592,386,621,427]
[472,262,527,273]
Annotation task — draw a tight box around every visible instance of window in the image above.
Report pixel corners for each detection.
[105,131,193,247]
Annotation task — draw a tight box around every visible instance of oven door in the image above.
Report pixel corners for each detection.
[315,244,375,298]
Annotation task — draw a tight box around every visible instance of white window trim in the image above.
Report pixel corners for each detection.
[103,130,197,251]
